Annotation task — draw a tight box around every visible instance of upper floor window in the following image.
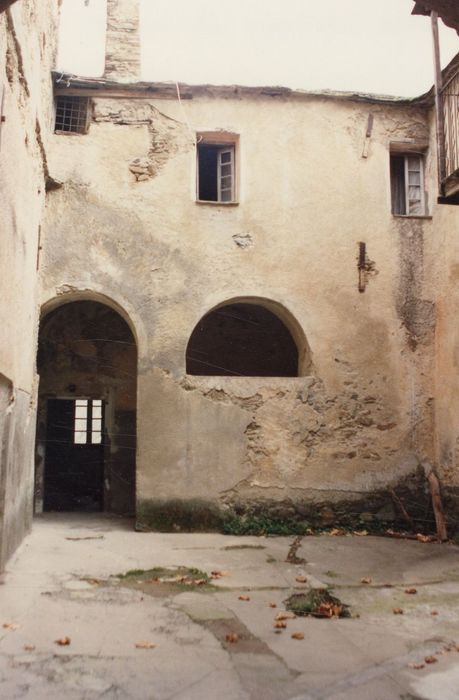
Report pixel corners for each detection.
[54,95,90,134]
[390,153,426,216]
[196,132,238,203]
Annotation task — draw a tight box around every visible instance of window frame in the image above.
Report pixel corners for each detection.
[73,398,104,445]
[389,144,429,217]
[196,132,239,205]
[54,95,91,135]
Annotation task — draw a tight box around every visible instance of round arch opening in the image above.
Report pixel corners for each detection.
[186,300,309,377]
[35,300,137,515]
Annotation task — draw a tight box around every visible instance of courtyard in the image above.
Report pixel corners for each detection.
[0,516,458,699]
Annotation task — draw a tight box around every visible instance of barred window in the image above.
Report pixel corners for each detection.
[54,96,90,134]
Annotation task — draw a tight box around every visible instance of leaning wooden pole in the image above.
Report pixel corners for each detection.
[431,11,447,195]
[422,462,448,541]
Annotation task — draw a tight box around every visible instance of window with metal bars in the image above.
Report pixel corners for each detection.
[54,95,90,134]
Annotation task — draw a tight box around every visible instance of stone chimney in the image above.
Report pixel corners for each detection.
[104,0,141,82]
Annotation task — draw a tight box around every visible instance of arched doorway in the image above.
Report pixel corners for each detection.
[35,300,137,514]
[186,302,301,376]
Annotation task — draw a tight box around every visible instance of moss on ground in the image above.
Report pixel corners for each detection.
[116,566,218,594]
[285,589,351,618]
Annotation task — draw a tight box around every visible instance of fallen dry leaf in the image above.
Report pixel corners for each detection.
[410,663,425,670]
[405,588,417,595]
[23,645,35,652]
[269,602,277,608]
[361,577,372,585]
[317,603,334,618]
[210,570,230,578]
[275,612,296,621]
[2,623,19,631]
[329,528,346,536]
[225,633,239,643]
[295,575,307,583]
[424,656,438,664]
[393,608,404,615]
[431,611,439,616]
[274,621,287,629]
[135,640,156,649]
[416,533,430,543]
[238,595,250,601]
[353,530,368,536]
[291,632,304,640]
[54,637,71,646]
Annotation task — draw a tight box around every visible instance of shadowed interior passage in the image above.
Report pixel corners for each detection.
[36,301,137,514]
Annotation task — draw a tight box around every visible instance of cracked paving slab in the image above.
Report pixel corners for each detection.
[1,514,459,699]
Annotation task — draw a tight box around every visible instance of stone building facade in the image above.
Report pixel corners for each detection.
[34,1,459,534]
[1,0,459,567]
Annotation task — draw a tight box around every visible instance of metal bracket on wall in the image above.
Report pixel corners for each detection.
[358,242,378,293]
[0,85,5,152]
[362,114,374,158]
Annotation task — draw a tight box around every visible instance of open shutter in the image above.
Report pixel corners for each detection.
[217,147,234,202]
[405,155,425,215]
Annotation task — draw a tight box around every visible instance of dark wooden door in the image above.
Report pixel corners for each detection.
[43,398,104,512]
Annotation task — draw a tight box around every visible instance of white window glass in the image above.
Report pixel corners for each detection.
[74,432,87,444]
[74,418,87,432]
[75,405,87,419]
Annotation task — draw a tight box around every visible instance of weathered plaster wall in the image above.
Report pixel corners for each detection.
[427,102,459,508]
[39,87,447,530]
[0,0,59,565]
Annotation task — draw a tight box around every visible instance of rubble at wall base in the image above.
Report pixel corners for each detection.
[136,471,459,536]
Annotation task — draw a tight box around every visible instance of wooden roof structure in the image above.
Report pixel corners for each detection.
[412,1,459,32]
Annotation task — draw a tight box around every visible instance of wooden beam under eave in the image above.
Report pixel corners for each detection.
[0,0,20,13]
[412,1,459,32]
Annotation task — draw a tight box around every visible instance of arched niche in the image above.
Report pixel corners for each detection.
[186,297,311,377]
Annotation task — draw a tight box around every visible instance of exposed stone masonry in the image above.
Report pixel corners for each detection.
[104,0,141,82]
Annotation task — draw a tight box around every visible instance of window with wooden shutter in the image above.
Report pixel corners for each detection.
[390,153,426,216]
[196,134,238,203]
[217,148,234,202]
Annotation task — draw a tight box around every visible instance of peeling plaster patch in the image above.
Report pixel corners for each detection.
[55,284,81,296]
[396,220,436,351]
[94,100,192,179]
[129,157,152,181]
[232,234,254,249]
[177,373,403,501]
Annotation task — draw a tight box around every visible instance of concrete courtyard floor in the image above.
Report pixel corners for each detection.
[1,516,459,699]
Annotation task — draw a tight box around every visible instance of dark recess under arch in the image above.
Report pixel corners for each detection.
[36,300,137,514]
[186,302,299,377]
